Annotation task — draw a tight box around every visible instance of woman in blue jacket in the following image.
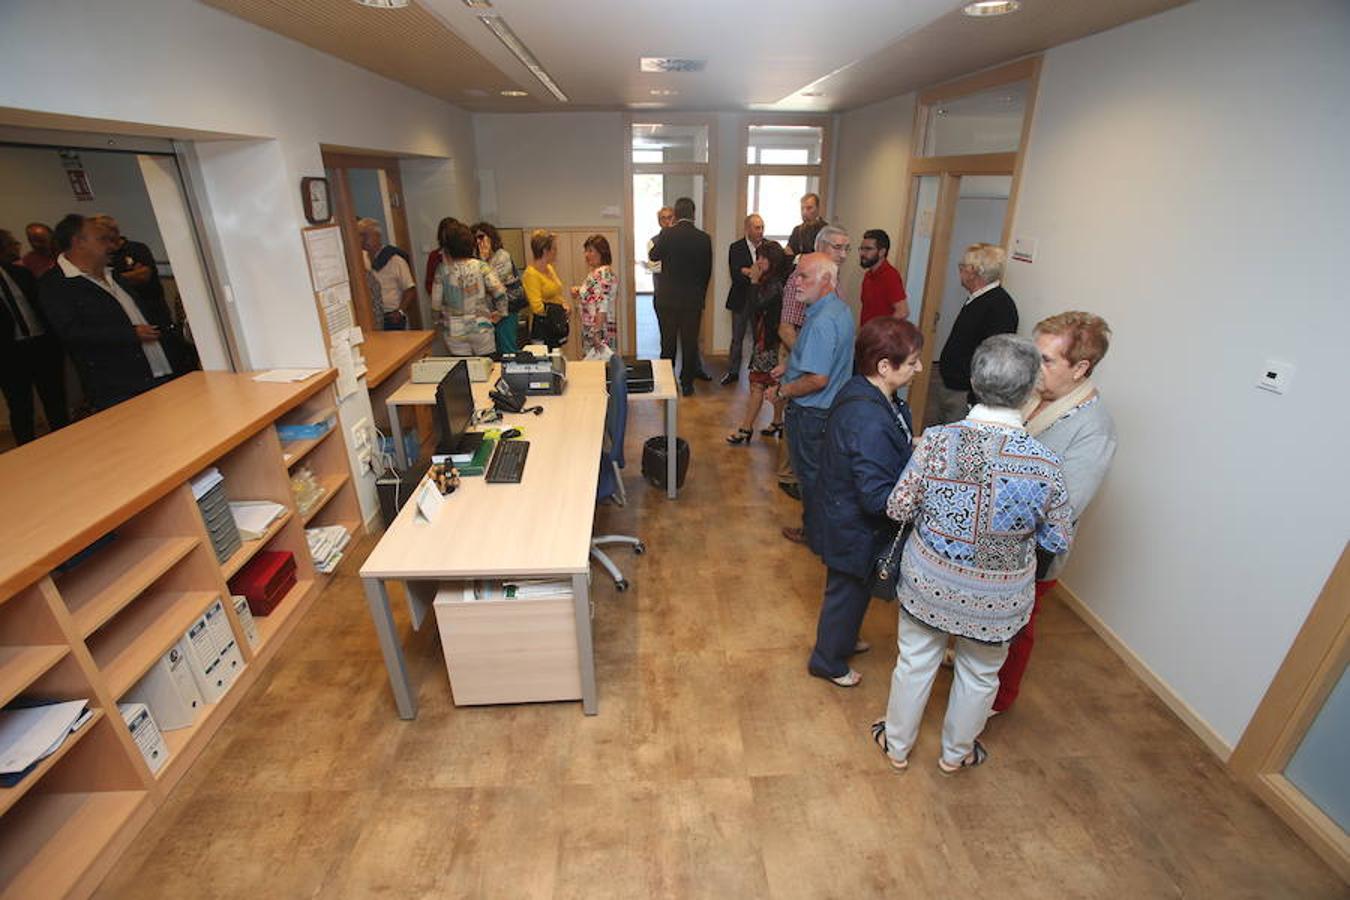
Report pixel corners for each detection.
[808,317,924,687]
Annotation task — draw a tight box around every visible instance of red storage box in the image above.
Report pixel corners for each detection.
[228,550,297,617]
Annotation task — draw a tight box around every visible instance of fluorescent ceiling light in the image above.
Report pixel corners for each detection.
[355,0,409,7]
[649,89,679,96]
[461,0,492,7]
[640,58,706,73]
[478,14,568,102]
[962,1,1021,16]
[500,90,529,97]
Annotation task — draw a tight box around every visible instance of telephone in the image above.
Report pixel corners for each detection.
[490,377,543,415]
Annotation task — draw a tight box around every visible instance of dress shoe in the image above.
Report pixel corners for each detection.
[778,481,801,501]
[681,383,695,397]
[695,370,713,382]
[719,371,738,386]
[781,526,806,544]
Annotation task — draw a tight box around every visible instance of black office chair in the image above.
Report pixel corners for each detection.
[591,353,644,591]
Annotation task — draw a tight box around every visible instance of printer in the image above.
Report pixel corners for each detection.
[501,351,566,395]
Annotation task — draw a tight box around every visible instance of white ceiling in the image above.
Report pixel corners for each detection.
[203,0,1191,113]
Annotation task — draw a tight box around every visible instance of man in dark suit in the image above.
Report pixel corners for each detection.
[648,196,713,396]
[932,242,1019,425]
[0,229,68,444]
[39,214,186,412]
[722,213,764,385]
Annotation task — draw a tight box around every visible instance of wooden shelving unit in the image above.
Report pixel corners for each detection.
[0,370,365,899]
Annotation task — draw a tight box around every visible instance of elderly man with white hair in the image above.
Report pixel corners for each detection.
[872,334,1074,774]
[768,251,856,550]
[930,242,1019,425]
[357,217,416,330]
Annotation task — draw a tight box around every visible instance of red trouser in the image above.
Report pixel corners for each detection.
[993,579,1057,712]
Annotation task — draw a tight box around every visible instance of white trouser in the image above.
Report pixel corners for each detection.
[884,609,1009,766]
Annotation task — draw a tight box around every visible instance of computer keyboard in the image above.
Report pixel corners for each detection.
[485,439,530,483]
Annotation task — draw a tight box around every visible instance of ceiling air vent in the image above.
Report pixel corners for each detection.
[640,58,706,73]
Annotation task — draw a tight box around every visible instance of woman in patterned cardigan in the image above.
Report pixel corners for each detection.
[872,334,1074,774]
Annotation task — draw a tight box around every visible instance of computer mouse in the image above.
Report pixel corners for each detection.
[500,428,522,440]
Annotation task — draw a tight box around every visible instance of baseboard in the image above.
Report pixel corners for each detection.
[1056,582,1235,762]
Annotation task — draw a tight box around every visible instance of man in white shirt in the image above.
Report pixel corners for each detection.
[38,214,181,411]
[357,218,416,330]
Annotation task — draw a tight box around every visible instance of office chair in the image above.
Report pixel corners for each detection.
[591,352,645,591]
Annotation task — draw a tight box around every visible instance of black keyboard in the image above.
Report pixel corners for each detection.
[485,439,530,483]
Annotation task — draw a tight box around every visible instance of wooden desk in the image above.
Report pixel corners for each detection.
[362,330,435,390]
[383,358,681,498]
[360,365,608,718]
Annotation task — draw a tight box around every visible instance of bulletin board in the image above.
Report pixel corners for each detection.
[301,224,366,400]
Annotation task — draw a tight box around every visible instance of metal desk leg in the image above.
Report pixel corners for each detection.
[666,395,678,499]
[363,577,417,719]
[572,572,598,715]
[387,398,408,469]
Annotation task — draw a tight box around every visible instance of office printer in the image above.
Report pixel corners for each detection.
[608,358,655,394]
[500,351,566,395]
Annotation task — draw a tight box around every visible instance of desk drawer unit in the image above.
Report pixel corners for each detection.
[433,583,581,705]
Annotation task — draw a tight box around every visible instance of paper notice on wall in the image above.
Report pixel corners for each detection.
[347,325,364,346]
[330,336,359,400]
[319,283,354,337]
[303,226,347,292]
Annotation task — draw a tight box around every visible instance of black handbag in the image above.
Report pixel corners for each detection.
[505,264,528,314]
[532,301,570,347]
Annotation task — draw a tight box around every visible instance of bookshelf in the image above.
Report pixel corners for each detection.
[0,371,363,899]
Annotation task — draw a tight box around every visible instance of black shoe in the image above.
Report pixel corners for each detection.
[778,481,801,500]
[681,383,695,397]
[719,371,737,386]
[695,370,713,382]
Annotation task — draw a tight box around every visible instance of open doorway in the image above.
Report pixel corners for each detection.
[0,138,218,451]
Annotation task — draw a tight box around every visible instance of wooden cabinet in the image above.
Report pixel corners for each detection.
[0,372,360,899]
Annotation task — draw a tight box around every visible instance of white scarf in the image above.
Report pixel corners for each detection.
[1022,378,1097,437]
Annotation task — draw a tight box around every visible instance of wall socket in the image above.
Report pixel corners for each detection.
[351,418,374,471]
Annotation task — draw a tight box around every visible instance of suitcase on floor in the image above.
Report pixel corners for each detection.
[641,436,690,490]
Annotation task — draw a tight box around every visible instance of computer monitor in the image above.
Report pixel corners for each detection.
[433,361,480,455]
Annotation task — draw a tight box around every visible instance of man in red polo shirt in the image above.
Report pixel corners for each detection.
[858,229,908,326]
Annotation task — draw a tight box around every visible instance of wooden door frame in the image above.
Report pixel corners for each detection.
[621,114,717,358]
[1229,543,1350,880]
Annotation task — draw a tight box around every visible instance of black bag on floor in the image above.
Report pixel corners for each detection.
[641,436,690,490]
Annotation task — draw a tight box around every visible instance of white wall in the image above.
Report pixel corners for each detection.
[1005,0,1350,748]
[0,0,479,520]
[832,93,917,316]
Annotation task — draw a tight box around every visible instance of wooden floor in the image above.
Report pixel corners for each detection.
[95,379,1347,899]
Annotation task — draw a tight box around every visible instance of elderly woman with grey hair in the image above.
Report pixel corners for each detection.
[871,334,1074,774]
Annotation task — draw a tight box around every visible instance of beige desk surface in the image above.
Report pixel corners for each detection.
[385,358,676,408]
[360,382,607,580]
[363,330,436,389]
[0,370,337,599]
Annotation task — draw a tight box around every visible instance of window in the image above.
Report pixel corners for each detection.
[741,121,829,245]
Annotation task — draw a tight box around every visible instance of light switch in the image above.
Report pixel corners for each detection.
[1012,236,1037,263]
[1256,359,1294,395]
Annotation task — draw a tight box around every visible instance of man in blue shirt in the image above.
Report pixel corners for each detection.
[769,252,855,549]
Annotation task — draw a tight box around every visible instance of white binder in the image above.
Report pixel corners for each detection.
[231,594,260,650]
[203,598,234,657]
[124,639,202,731]
[193,653,230,704]
[119,702,168,774]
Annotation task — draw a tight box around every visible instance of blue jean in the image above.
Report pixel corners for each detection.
[809,567,872,678]
[785,402,829,552]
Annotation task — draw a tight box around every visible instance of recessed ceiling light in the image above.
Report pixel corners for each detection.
[800,91,825,98]
[500,90,529,97]
[649,89,679,96]
[962,1,1021,16]
[355,0,409,7]
[461,0,492,7]
[640,57,706,73]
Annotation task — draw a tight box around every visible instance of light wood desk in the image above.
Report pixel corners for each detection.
[383,357,681,498]
[362,330,436,460]
[360,364,608,718]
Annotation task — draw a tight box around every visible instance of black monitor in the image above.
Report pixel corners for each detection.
[433,361,481,455]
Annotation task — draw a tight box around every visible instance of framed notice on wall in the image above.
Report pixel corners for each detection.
[300,224,364,399]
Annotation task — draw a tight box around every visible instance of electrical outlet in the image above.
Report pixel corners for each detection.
[351,418,371,450]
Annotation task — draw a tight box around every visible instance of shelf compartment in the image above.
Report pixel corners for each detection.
[280,425,335,469]
[298,473,350,526]
[0,708,103,819]
[91,591,218,698]
[253,579,314,651]
[0,787,145,900]
[0,645,69,710]
[56,536,200,638]
[219,509,294,580]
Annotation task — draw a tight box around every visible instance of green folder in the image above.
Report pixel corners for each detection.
[458,437,496,477]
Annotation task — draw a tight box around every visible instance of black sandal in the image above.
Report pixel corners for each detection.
[938,739,988,774]
[760,422,783,437]
[726,428,753,445]
[870,719,908,771]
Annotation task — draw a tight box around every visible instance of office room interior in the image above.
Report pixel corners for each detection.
[0,0,1347,897]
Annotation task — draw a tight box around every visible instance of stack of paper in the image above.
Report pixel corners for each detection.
[0,700,95,787]
[471,579,572,601]
[306,525,351,574]
[229,501,288,540]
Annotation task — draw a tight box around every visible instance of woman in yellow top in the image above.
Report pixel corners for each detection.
[521,230,567,348]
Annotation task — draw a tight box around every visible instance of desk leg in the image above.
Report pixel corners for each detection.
[666,395,678,500]
[387,398,408,470]
[572,572,597,715]
[363,577,417,720]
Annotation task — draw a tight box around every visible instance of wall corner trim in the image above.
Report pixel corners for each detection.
[1056,581,1234,762]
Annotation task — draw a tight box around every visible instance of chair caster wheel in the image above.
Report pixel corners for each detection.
[633,542,647,555]
[615,580,629,592]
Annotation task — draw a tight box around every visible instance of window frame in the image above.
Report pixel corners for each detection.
[737,115,833,245]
